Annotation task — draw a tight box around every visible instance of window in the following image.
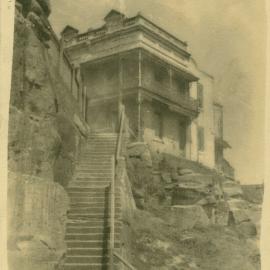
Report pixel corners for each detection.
[179,121,187,151]
[197,126,205,151]
[177,78,188,96]
[197,83,204,108]
[153,112,163,139]
[154,66,168,83]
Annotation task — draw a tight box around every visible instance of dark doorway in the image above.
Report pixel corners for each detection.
[179,119,187,156]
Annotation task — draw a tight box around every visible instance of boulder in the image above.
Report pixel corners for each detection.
[178,168,193,176]
[229,208,250,224]
[127,142,148,156]
[127,142,152,167]
[171,173,216,205]
[222,180,243,198]
[177,173,214,188]
[161,172,172,183]
[172,187,205,205]
[227,198,249,210]
[215,201,230,226]
[170,205,210,230]
[236,221,257,237]
[36,0,51,16]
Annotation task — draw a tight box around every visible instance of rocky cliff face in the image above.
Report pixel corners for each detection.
[125,144,261,270]
[8,2,87,269]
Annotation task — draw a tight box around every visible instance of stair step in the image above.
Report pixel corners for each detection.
[67,220,122,228]
[68,187,108,192]
[68,192,120,198]
[82,148,116,153]
[76,175,112,179]
[66,226,121,234]
[76,169,112,173]
[67,248,107,256]
[76,164,112,169]
[63,263,119,270]
[81,153,113,157]
[67,213,121,220]
[69,181,111,188]
[65,233,120,241]
[68,187,120,193]
[66,240,120,249]
[70,196,120,204]
[70,202,121,208]
[68,207,121,215]
[65,255,109,264]
[76,172,112,176]
[78,155,112,161]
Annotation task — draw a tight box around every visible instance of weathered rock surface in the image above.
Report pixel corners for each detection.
[170,205,210,230]
[8,6,87,270]
[171,173,222,206]
[222,179,243,198]
[127,142,152,167]
[8,172,69,270]
[179,168,193,175]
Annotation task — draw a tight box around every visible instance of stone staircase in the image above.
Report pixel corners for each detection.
[63,133,121,270]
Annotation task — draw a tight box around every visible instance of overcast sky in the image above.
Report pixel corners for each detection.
[49,0,267,184]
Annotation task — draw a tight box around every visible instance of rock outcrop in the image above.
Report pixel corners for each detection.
[8,3,87,269]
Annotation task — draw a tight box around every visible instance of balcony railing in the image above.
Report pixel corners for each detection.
[141,81,199,114]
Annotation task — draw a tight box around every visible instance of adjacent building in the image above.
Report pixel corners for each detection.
[60,9,231,171]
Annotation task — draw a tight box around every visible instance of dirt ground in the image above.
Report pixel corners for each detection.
[129,208,260,270]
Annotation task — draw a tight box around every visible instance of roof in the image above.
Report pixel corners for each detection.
[104,9,125,20]
[61,25,79,36]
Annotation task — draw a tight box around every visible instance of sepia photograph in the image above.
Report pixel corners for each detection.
[0,0,269,269]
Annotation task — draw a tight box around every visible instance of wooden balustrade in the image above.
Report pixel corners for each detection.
[108,104,137,270]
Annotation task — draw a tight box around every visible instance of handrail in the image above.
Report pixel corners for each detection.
[114,251,137,270]
[116,104,126,161]
[109,104,137,270]
[109,155,115,270]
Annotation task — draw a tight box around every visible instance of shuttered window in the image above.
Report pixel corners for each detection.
[198,126,205,151]
[153,112,163,138]
[197,83,204,108]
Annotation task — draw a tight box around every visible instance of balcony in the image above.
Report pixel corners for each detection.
[141,80,199,116]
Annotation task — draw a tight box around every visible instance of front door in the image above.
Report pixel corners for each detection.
[179,120,187,157]
[88,104,118,132]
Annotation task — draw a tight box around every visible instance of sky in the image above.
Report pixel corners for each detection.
[49,0,267,184]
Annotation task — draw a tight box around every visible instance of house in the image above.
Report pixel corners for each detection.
[60,9,230,170]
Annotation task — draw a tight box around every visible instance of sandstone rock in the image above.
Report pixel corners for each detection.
[132,189,145,209]
[127,142,152,167]
[18,0,51,17]
[215,201,230,226]
[36,0,51,16]
[161,172,172,183]
[179,168,193,176]
[236,221,257,237]
[229,208,250,224]
[8,172,69,270]
[170,205,210,230]
[127,142,148,156]
[177,173,214,188]
[27,11,51,41]
[227,198,249,210]
[172,187,204,205]
[30,0,43,16]
[222,180,243,198]
[171,173,216,205]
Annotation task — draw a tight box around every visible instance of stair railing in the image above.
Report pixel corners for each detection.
[108,103,137,270]
[109,155,116,270]
[116,104,126,162]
